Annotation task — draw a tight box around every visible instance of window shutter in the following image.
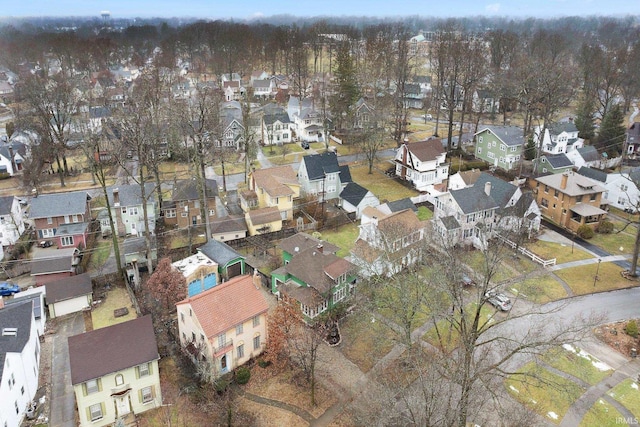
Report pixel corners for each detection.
[97,378,102,392]
[85,406,90,421]
[135,366,140,379]
[101,402,106,417]
[148,362,153,375]
[138,389,143,403]
[151,385,155,398]
[82,383,87,396]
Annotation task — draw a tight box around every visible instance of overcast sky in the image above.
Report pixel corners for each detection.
[2,0,633,19]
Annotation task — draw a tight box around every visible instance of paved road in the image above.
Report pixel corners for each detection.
[50,312,85,427]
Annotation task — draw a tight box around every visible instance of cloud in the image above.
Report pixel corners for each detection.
[485,3,501,13]
[248,11,264,19]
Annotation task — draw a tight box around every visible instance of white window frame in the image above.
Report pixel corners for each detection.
[61,236,74,246]
[166,209,176,218]
[138,363,150,377]
[141,386,153,403]
[42,229,54,238]
[89,403,103,421]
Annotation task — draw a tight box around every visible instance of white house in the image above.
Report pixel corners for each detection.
[298,152,351,201]
[107,184,157,236]
[339,182,380,219]
[603,167,640,213]
[534,121,584,155]
[0,195,25,248]
[262,110,293,145]
[566,145,602,169]
[394,138,449,193]
[5,287,46,337]
[0,141,26,176]
[288,97,325,143]
[0,301,40,427]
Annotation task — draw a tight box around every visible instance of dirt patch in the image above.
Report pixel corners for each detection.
[238,398,308,427]
[594,320,640,358]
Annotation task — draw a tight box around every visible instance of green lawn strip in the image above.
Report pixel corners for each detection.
[509,274,568,303]
[587,230,634,256]
[465,250,518,283]
[264,143,303,158]
[542,345,614,386]
[607,378,640,419]
[578,398,624,427]
[339,310,396,373]
[348,163,418,202]
[417,206,433,220]
[505,362,585,425]
[423,302,495,352]
[318,223,359,257]
[213,162,245,176]
[526,240,592,265]
[555,262,634,295]
[609,206,640,223]
[88,240,113,270]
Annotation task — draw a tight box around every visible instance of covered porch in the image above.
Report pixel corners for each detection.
[568,203,608,232]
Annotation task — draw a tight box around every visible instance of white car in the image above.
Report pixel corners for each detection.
[485,291,512,311]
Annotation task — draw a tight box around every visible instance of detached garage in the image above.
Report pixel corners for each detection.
[46,273,93,318]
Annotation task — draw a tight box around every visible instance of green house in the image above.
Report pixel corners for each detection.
[198,240,246,280]
[474,126,524,171]
[535,153,574,175]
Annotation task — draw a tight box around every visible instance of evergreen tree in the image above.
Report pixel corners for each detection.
[596,104,626,155]
[524,138,537,160]
[574,97,596,141]
[330,42,359,130]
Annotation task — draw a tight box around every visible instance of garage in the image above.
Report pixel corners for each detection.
[226,261,243,279]
[46,273,93,318]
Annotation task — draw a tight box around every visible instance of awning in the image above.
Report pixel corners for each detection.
[570,203,607,216]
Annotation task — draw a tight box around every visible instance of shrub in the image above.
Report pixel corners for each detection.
[576,225,594,239]
[258,359,271,368]
[598,220,614,234]
[235,366,251,384]
[625,320,639,338]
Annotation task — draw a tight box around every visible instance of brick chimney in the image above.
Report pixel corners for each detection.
[113,188,120,206]
[560,172,569,190]
[484,181,492,196]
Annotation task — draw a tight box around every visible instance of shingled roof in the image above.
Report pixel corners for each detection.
[474,173,518,208]
[476,125,524,147]
[46,273,92,303]
[449,186,499,214]
[403,138,444,162]
[278,232,339,256]
[340,182,370,206]
[302,152,340,180]
[251,165,298,198]
[172,179,218,202]
[198,240,244,266]
[0,302,34,380]
[284,247,355,294]
[30,191,89,219]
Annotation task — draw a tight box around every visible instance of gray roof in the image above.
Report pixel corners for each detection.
[198,240,244,266]
[279,232,340,256]
[339,165,352,184]
[386,198,418,213]
[263,112,291,125]
[476,126,524,147]
[440,215,461,230]
[46,273,92,303]
[31,257,74,275]
[5,293,42,320]
[30,191,89,219]
[474,173,518,208]
[340,182,370,206]
[577,145,600,163]
[549,121,578,135]
[172,179,218,202]
[55,222,88,237]
[122,236,157,256]
[0,302,34,380]
[302,152,341,181]
[210,216,247,235]
[107,183,156,208]
[577,167,607,183]
[449,186,499,214]
[629,167,640,183]
[0,195,14,216]
[543,153,573,169]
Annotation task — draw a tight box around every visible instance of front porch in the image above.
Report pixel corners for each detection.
[567,203,608,232]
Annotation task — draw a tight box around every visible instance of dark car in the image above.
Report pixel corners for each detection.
[0,282,20,296]
[301,141,310,149]
[39,240,53,248]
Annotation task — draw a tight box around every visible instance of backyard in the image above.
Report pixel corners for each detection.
[348,161,418,202]
[91,285,137,329]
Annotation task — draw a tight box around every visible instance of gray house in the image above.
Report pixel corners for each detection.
[297,152,352,201]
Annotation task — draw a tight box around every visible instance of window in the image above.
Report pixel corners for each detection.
[115,374,124,386]
[21,385,24,395]
[237,344,245,359]
[590,193,597,201]
[122,207,127,214]
[236,323,243,335]
[42,229,54,238]
[554,190,559,198]
[61,236,74,246]
[181,212,188,218]
[218,333,226,348]
[72,214,79,223]
[253,335,261,350]
[333,286,347,303]
[544,185,549,194]
[253,316,260,327]
[478,136,483,143]
[129,207,138,216]
[500,145,506,151]
[141,386,153,404]
[180,312,184,322]
[47,217,53,225]
[200,333,205,342]
[85,379,99,394]
[618,196,627,205]
[209,209,215,216]
[89,403,103,421]
[515,155,521,161]
[192,332,196,341]
[477,147,482,154]
[510,146,517,152]
[138,363,150,377]
[621,184,629,192]
[166,209,176,218]
[487,152,495,159]
[541,198,549,208]
[15,401,19,414]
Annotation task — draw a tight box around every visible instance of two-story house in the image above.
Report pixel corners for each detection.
[29,191,91,249]
[351,207,427,277]
[262,110,293,145]
[474,126,524,172]
[535,121,584,155]
[288,97,325,143]
[0,196,25,248]
[106,184,157,236]
[536,153,574,175]
[69,316,162,427]
[625,122,640,157]
[241,165,300,222]
[253,79,275,99]
[353,98,374,129]
[176,275,269,379]
[394,138,449,193]
[0,141,26,176]
[162,179,218,229]
[601,167,640,213]
[531,171,607,233]
[173,252,219,298]
[218,101,245,150]
[0,301,40,427]
[298,152,352,201]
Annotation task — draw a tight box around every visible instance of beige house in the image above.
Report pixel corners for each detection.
[68,316,162,427]
[176,275,269,378]
[245,206,283,235]
[241,166,300,221]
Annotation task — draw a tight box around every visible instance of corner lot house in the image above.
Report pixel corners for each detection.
[69,316,162,427]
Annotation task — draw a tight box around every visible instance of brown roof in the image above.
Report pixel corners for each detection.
[459,169,482,186]
[406,139,444,162]
[248,206,282,225]
[351,238,383,263]
[46,273,92,303]
[278,232,339,255]
[210,215,247,235]
[30,257,74,276]
[279,282,322,307]
[176,275,269,339]
[68,315,159,384]
[251,165,298,198]
[378,209,423,235]
[285,247,355,294]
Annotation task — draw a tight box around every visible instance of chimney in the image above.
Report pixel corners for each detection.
[484,181,492,196]
[316,244,323,253]
[113,188,120,206]
[560,172,569,190]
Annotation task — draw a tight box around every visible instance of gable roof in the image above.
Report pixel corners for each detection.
[339,165,352,183]
[474,173,518,208]
[210,215,248,235]
[278,232,339,256]
[263,112,291,125]
[385,198,418,213]
[30,191,89,219]
[577,145,601,163]
[198,240,244,266]
[458,169,482,186]
[577,166,607,183]
[252,165,298,198]
[107,183,156,207]
[30,257,75,276]
[378,208,423,234]
[284,247,355,294]
[176,275,268,339]
[46,272,92,303]
[0,302,34,380]
[404,139,444,161]
[543,153,573,169]
[172,179,218,202]
[449,186,499,214]
[475,125,524,147]
[302,152,340,180]
[340,182,371,206]
[247,206,281,225]
[549,121,578,135]
[0,195,15,216]
[68,315,158,384]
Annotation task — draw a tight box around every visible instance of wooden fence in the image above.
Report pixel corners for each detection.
[496,234,556,267]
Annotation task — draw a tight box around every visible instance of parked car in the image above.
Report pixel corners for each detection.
[0,282,20,296]
[485,291,512,311]
[301,141,310,149]
[461,274,475,286]
[39,240,53,248]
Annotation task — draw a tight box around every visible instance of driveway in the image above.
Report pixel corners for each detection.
[50,312,85,427]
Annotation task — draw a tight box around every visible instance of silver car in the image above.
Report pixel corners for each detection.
[485,291,512,311]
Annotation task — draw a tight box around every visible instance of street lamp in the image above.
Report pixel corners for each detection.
[593,258,602,288]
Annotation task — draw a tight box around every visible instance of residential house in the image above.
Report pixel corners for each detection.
[566,145,602,169]
[223,80,245,101]
[377,198,418,215]
[107,184,157,236]
[176,275,268,379]
[271,238,356,320]
[353,98,374,129]
[0,141,26,176]
[0,301,40,427]
[46,273,93,318]
[351,207,427,277]
[625,122,640,157]
[403,83,423,109]
[121,237,158,288]
[173,252,219,297]
[474,126,524,171]
[278,232,340,264]
[536,153,574,175]
[210,215,248,242]
[250,70,269,85]
[245,207,283,235]
[162,179,218,229]
[394,138,449,193]
[531,171,607,233]
[262,110,293,145]
[472,89,500,115]
[5,287,46,336]
[30,247,81,286]
[242,165,300,222]
[447,168,482,191]
[288,97,325,142]
[413,75,432,93]
[601,167,640,213]
[197,240,246,280]
[221,73,241,84]
[29,191,91,248]
[69,316,162,427]
[297,152,351,201]
[0,195,25,248]
[218,101,244,149]
[339,182,380,219]
[253,79,275,99]
[535,121,584,155]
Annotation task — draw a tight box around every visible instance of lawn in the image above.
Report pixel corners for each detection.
[263,143,303,158]
[578,398,624,427]
[417,206,433,220]
[317,223,359,257]
[348,162,418,202]
[88,240,113,270]
[168,227,208,250]
[555,262,635,295]
[542,344,613,386]
[509,274,568,303]
[465,250,524,283]
[607,379,640,420]
[423,302,495,352]
[505,362,585,424]
[91,286,137,329]
[213,161,246,175]
[158,161,192,180]
[588,230,635,256]
[339,310,396,373]
[527,240,592,265]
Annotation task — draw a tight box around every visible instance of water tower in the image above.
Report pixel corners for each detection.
[100,10,111,23]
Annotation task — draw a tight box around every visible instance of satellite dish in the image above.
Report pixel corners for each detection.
[294,246,299,252]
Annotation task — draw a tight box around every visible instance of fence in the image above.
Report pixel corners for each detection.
[496,234,556,267]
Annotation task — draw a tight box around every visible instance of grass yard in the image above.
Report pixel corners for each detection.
[509,274,568,303]
[213,161,245,176]
[168,227,208,250]
[91,286,137,329]
[264,143,303,158]
[555,262,636,295]
[423,302,495,352]
[464,250,524,283]
[607,379,640,419]
[588,230,635,256]
[158,161,192,180]
[88,240,113,270]
[505,362,585,425]
[527,240,592,265]
[348,162,418,202]
[417,206,433,220]
[339,310,396,373]
[578,398,624,427]
[542,344,613,386]
[318,223,359,257]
